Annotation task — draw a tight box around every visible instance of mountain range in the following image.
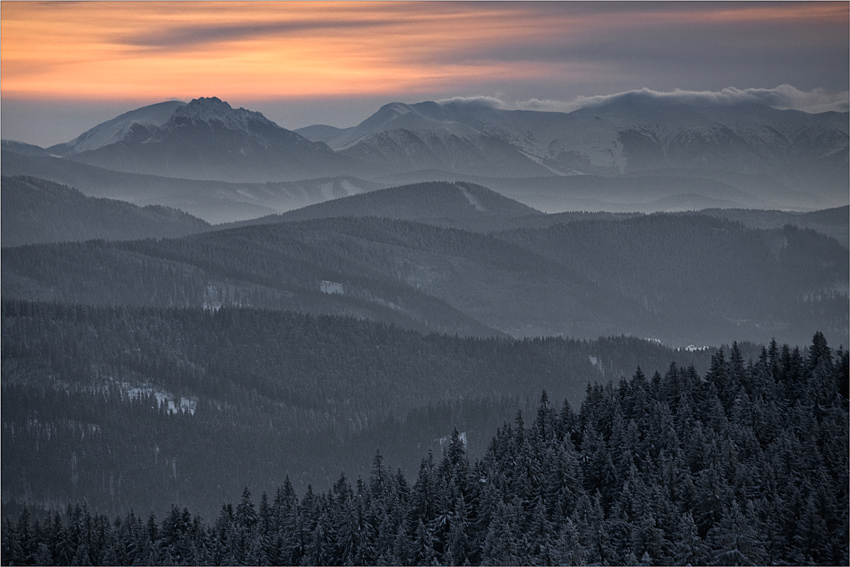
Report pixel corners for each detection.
[1,150,385,223]
[305,97,847,199]
[3,181,846,347]
[1,92,848,527]
[2,97,847,344]
[47,97,358,183]
[3,94,847,222]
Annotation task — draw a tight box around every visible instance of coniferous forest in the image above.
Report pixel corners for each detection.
[3,332,846,566]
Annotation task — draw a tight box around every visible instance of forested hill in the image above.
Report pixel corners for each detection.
[3,331,846,566]
[3,213,846,347]
[691,205,850,249]
[2,301,728,520]
[1,150,387,224]
[1,176,211,246]
[495,214,849,346]
[229,181,544,233]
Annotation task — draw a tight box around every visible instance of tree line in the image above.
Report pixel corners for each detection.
[3,333,846,565]
[3,301,721,519]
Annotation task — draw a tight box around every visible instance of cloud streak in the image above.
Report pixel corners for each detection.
[2,2,847,103]
[120,17,399,51]
[508,86,850,115]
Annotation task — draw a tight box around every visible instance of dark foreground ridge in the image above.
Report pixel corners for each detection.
[3,332,846,565]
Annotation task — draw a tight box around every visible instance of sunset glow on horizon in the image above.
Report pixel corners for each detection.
[2,1,848,146]
[2,1,848,102]
[1,2,571,100]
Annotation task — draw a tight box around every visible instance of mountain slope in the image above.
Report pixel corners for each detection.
[2,149,385,223]
[1,218,513,338]
[303,97,848,209]
[694,206,850,248]
[1,176,212,246]
[64,97,360,182]
[1,140,53,157]
[3,213,845,346]
[294,124,352,143]
[48,100,187,156]
[0,217,642,340]
[328,102,556,178]
[3,327,842,562]
[495,214,848,345]
[1,301,722,518]
[232,181,544,232]
[556,97,848,196]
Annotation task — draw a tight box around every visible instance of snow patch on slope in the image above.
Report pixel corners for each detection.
[519,150,570,176]
[339,179,365,196]
[437,431,467,449]
[330,102,484,150]
[459,184,486,211]
[120,382,197,415]
[318,182,337,201]
[320,280,345,294]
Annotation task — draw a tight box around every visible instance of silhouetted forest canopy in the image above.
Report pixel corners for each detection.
[2,301,727,519]
[3,332,846,565]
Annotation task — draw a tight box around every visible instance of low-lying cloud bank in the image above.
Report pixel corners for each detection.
[439,85,849,114]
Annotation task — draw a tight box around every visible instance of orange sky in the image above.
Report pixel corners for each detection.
[2,1,848,146]
[1,2,561,100]
[2,1,848,102]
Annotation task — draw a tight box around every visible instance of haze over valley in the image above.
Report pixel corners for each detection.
[5,93,848,223]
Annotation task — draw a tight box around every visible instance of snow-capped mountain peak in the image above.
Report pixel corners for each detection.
[48,96,348,183]
[168,97,279,132]
[330,101,483,150]
[49,100,186,156]
[385,102,413,118]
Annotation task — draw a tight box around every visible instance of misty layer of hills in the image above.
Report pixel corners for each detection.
[3,94,848,223]
[3,181,847,348]
[1,150,385,224]
[226,180,543,233]
[1,94,848,564]
[1,176,212,247]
